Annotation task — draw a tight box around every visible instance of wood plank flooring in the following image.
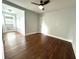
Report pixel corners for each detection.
[3,32,76,59]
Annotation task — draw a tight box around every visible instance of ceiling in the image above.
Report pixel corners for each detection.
[7,0,75,13]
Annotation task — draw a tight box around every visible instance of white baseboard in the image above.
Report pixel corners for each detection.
[45,34,72,43]
[25,32,38,36]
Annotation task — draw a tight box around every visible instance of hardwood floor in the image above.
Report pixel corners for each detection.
[3,32,75,59]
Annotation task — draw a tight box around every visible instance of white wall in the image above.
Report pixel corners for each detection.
[25,10,40,35]
[40,7,76,53]
[68,22,76,53]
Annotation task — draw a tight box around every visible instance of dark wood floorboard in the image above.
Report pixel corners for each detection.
[3,32,76,59]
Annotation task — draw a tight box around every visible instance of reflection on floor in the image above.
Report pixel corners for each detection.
[3,32,75,59]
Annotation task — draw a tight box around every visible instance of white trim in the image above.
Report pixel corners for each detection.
[25,32,72,43]
[45,33,72,43]
[25,32,38,36]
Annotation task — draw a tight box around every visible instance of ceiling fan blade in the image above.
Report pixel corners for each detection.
[44,0,50,5]
[31,2,40,5]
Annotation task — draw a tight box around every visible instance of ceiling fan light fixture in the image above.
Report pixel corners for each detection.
[38,5,44,10]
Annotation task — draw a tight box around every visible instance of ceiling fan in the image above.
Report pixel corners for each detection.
[32,0,50,10]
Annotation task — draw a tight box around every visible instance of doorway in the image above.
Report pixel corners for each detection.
[2,3,25,35]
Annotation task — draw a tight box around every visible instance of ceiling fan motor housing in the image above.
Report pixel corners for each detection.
[40,0,50,5]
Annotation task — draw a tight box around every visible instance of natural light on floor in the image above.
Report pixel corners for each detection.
[6,32,16,46]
